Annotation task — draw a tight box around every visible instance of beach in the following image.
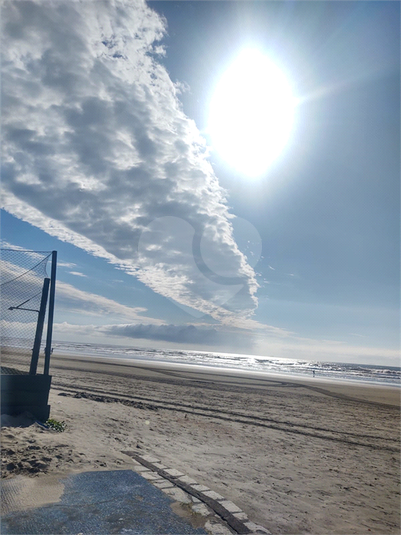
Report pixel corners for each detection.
[1,352,400,534]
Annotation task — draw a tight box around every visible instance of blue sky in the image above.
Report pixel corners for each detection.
[1,0,399,365]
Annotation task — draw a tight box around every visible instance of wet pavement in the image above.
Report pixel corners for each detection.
[2,470,208,535]
[1,455,270,535]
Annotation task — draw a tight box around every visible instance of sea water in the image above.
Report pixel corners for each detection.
[52,341,401,387]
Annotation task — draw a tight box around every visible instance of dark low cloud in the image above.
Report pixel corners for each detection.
[102,322,251,347]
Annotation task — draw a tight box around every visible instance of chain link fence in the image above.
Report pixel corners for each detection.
[0,249,53,373]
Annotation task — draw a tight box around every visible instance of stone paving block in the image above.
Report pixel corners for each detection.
[140,455,160,464]
[140,471,161,481]
[204,520,233,535]
[218,500,242,513]
[151,480,174,489]
[244,521,271,534]
[203,490,225,501]
[161,486,192,504]
[178,475,198,485]
[152,462,168,470]
[164,468,185,478]
[191,496,201,503]
[233,511,248,521]
[131,465,150,472]
[191,503,210,517]
[192,484,210,492]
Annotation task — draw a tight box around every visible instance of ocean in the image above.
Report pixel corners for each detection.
[52,341,401,387]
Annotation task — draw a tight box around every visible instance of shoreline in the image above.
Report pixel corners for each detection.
[3,343,400,389]
[3,348,400,406]
[52,348,401,387]
[48,351,401,407]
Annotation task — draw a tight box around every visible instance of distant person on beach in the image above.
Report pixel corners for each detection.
[313,370,315,377]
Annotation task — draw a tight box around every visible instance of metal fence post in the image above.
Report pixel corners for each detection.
[29,278,50,375]
[44,251,57,375]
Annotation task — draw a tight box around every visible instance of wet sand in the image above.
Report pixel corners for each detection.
[2,352,400,534]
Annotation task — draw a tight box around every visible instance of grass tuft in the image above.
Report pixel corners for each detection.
[45,418,66,432]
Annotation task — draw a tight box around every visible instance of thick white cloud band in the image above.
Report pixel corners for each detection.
[1,0,258,322]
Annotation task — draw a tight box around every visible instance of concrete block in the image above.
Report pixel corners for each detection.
[140,455,160,464]
[152,480,174,489]
[203,490,225,501]
[131,465,150,472]
[192,484,210,492]
[219,500,242,513]
[178,475,198,485]
[152,462,167,470]
[164,468,184,478]
[233,511,248,521]
[140,471,160,481]
[244,521,271,534]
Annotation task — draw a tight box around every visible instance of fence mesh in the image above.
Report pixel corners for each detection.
[1,249,52,373]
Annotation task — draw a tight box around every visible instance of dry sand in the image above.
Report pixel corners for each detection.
[1,352,400,534]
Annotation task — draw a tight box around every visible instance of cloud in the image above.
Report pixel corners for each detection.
[349,333,365,338]
[53,320,254,348]
[68,271,87,277]
[53,321,100,341]
[1,0,258,323]
[0,255,51,324]
[101,323,246,346]
[58,261,77,268]
[49,319,254,348]
[0,257,161,352]
[0,242,52,269]
[55,280,156,323]
[0,253,148,322]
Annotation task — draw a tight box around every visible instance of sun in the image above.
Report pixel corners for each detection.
[208,49,296,177]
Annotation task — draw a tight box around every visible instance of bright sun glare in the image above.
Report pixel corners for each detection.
[208,49,296,177]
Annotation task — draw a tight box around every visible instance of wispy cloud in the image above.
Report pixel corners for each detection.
[68,271,87,277]
[58,261,77,269]
[55,280,156,323]
[1,0,258,323]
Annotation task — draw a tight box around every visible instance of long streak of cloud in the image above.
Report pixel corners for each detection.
[1,0,258,323]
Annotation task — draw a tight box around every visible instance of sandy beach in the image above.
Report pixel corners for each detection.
[1,352,400,535]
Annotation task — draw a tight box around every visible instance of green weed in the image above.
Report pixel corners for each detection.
[46,418,66,432]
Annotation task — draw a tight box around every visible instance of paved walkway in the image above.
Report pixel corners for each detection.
[1,453,270,535]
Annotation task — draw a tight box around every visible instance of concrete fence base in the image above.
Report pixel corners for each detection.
[1,374,52,422]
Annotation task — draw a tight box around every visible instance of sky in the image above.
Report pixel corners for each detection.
[1,0,399,366]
